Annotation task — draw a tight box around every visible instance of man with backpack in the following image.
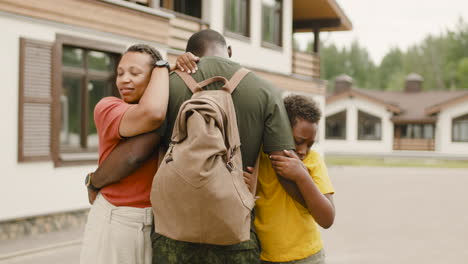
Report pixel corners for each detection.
[88,29,298,263]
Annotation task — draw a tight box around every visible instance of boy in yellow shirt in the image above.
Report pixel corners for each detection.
[245,95,335,264]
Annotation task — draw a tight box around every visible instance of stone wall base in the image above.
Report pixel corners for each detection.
[0,210,89,241]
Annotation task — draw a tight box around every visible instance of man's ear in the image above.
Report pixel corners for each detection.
[228,45,232,58]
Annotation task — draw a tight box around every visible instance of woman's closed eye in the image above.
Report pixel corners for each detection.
[130,70,142,76]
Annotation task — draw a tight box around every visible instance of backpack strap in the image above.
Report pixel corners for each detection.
[197,76,229,89]
[226,68,250,94]
[174,70,203,93]
[175,68,251,94]
[249,152,261,196]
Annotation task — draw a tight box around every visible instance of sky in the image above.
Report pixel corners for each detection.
[294,0,468,64]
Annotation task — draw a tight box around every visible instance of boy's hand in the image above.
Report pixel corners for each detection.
[270,150,308,182]
[175,52,199,74]
[243,166,255,194]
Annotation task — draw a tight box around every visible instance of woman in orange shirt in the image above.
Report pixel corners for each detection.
[80,44,198,264]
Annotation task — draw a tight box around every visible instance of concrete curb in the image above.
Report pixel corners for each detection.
[0,239,81,261]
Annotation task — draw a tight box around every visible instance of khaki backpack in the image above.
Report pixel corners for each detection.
[150,68,257,245]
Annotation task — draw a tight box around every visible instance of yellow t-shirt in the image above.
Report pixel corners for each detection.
[254,150,335,262]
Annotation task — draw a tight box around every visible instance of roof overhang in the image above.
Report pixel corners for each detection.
[327,89,402,114]
[426,93,468,115]
[293,0,353,32]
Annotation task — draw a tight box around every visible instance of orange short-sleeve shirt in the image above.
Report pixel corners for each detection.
[94,96,158,208]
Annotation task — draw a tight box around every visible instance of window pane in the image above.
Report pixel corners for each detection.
[262,4,272,43]
[358,111,382,140]
[231,0,239,32]
[225,0,249,36]
[399,125,407,138]
[63,46,83,67]
[123,0,150,7]
[325,111,346,139]
[423,124,434,139]
[87,51,113,71]
[463,122,468,141]
[87,80,110,149]
[240,0,248,34]
[273,1,281,44]
[413,125,422,138]
[452,114,468,142]
[60,45,118,153]
[174,0,202,18]
[262,0,281,45]
[61,76,82,149]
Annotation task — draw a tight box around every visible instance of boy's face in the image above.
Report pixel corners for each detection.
[292,118,318,160]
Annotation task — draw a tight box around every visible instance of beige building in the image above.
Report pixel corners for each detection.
[0,0,351,238]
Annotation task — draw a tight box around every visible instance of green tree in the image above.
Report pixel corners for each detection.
[457,57,468,88]
[319,40,376,91]
[297,18,468,91]
[377,47,403,89]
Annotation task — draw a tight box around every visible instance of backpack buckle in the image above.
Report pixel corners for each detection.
[226,160,234,172]
[165,143,175,163]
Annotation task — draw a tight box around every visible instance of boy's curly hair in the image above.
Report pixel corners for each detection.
[125,44,163,66]
[284,94,321,126]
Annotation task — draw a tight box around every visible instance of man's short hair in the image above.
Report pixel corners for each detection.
[284,94,321,126]
[186,29,227,57]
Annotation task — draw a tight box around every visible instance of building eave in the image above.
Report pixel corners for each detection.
[293,0,353,32]
[426,93,468,115]
[327,89,402,114]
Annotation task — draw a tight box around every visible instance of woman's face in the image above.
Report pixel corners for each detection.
[116,51,153,104]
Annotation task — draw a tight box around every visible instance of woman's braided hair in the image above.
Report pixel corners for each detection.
[125,44,163,66]
[284,94,321,126]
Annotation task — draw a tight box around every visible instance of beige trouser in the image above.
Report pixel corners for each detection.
[80,193,153,264]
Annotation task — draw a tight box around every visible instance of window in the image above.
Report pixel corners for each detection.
[160,0,202,18]
[225,0,250,37]
[358,111,382,140]
[123,0,152,7]
[452,113,468,142]
[325,111,346,140]
[397,124,435,139]
[53,35,124,165]
[18,36,123,165]
[60,46,119,153]
[262,0,282,47]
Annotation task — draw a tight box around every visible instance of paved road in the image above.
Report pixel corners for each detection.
[322,166,468,264]
[0,245,80,264]
[2,166,467,264]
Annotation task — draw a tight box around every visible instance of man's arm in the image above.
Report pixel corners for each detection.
[91,132,161,189]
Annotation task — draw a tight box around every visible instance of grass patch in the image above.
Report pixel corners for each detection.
[325,156,468,168]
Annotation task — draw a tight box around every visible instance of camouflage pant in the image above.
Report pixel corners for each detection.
[151,231,260,264]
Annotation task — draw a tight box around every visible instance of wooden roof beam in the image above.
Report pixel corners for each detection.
[293,18,342,32]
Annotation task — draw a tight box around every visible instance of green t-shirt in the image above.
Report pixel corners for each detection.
[157,56,295,169]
